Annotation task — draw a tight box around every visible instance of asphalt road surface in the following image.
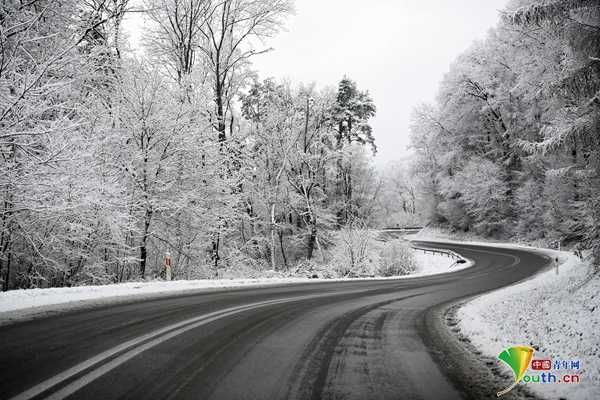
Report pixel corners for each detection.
[0,240,550,400]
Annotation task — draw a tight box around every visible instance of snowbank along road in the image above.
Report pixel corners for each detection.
[0,240,551,400]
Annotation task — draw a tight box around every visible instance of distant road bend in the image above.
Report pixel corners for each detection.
[0,239,551,400]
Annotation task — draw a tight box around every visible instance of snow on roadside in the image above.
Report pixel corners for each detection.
[413,250,469,275]
[0,249,470,320]
[457,251,599,400]
[415,231,599,400]
[0,277,321,314]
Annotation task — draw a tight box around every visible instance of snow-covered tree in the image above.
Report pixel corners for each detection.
[330,77,377,226]
[409,0,600,263]
[0,0,126,289]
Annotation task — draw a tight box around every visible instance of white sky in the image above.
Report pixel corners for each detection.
[124,0,509,167]
[251,0,509,167]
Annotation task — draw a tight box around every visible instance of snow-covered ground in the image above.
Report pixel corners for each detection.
[458,251,599,400]
[0,249,468,323]
[416,231,599,400]
[413,250,467,275]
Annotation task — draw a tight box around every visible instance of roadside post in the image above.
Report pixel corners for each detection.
[164,252,172,281]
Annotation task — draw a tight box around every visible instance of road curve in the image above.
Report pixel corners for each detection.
[0,241,551,400]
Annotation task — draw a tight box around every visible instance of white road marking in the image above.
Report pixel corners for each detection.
[8,295,319,400]
[8,245,498,400]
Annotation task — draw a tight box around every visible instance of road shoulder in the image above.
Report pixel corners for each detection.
[421,241,598,400]
[420,300,543,400]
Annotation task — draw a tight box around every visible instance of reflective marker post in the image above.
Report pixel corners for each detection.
[164,252,172,281]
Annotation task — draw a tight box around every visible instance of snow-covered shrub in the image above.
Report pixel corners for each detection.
[220,248,269,279]
[180,263,215,280]
[293,259,336,279]
[377,240,417,276]
[328,227,379,277]
[71,263,116,286]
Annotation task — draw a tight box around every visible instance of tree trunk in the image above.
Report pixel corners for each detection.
[1,195,13,291]
[270,203,276,270]
[278,230,288,269]
[215,65,226,141]
[139,244,147,278]
[346,163,353,222]
[212,232,220,277]
[335,156,345,227]
[307,223,317,260]
[2,245,11,292]
[304,97,310,152]
[139,208,152,278]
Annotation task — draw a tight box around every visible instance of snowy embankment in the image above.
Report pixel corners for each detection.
[414,232,599,400]
[413,250,469,275]
[0,250,467,323]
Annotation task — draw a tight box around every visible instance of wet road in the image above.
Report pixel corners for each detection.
[0,241,550,400]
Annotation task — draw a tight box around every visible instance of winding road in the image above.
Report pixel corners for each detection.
[0,240,550,400]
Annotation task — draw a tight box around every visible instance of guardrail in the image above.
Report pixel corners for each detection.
[409,244,468,268]
[378,227,469,269]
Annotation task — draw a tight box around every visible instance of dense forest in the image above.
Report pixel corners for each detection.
[0,0,422,290]
[410,0,600,264]
[2,0,598,291]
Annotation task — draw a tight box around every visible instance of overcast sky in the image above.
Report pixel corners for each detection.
[251,0,509,167]
[125,0,509,167]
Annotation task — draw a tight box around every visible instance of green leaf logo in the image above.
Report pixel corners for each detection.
[496,345,534,397]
